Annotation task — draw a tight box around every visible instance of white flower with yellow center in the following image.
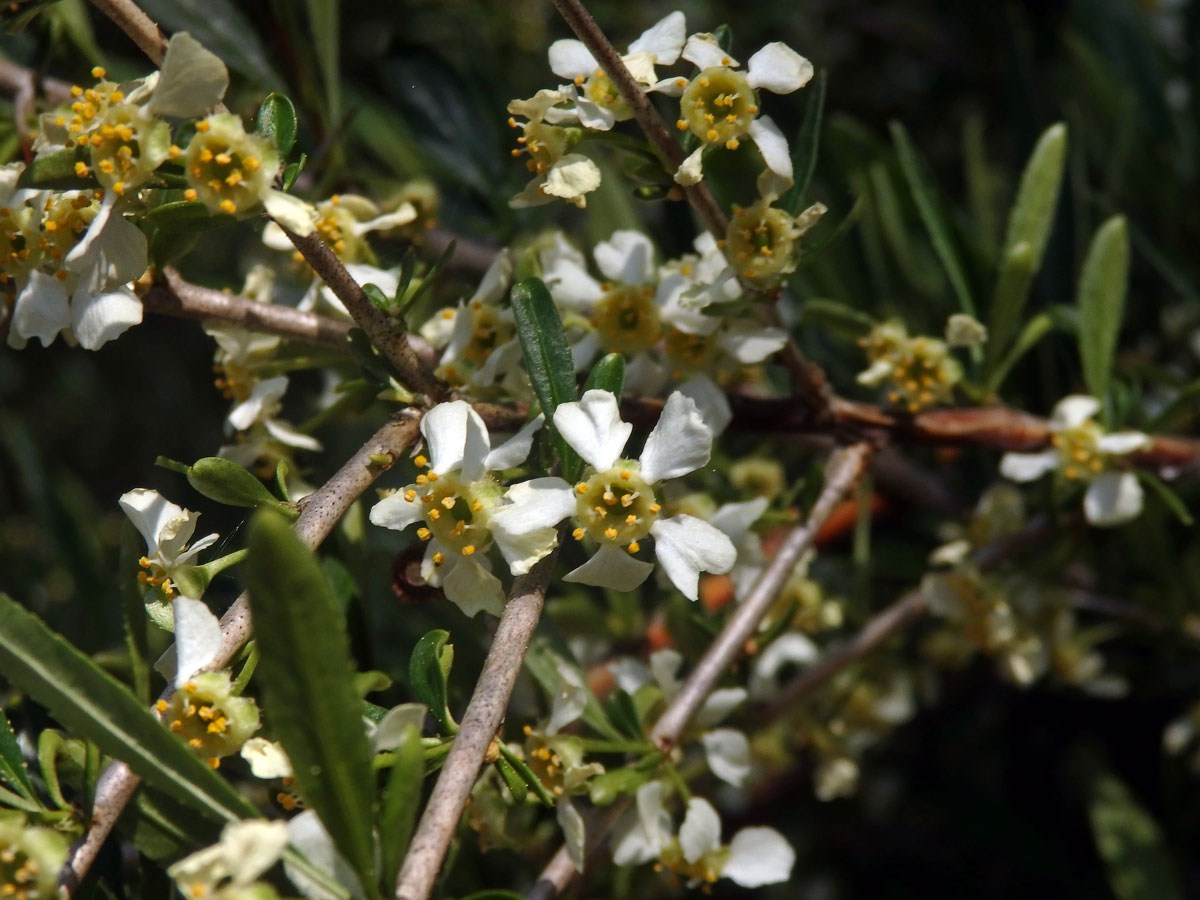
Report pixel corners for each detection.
[507,89,602,209]
[369,402,551,617]
[546,11,687,131]
[1000,395,1150,527]
[120,488,220,599]
[518,390,735,599]
[672,35,813,186]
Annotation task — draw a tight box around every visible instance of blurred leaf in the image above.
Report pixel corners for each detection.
[1136,472,1195,527]
[589,765,650,806]
[1077,215,1129,406]
[16,146,94,190]
[378,723,422,888]
[797,297,877,340]
[117,784,222,863]
[510,278,581,480]
[1088,772,1181,900]
[493,754,528,804]
[409,630,456,735]
[141,201,225,233]
[986,311,1054,395]
[0,594,256,823]
[782,68,826,215]
[985,241,1035,374]
[138,0,283,87]
[306,0,341,124]
[523,639,621,742]
[256,93,299,160]
[583,353,625,398]
[49,0,103,65]
[245,512,378,898]
[962,114,999,256]
[603,689,642,740]
[890,121,977,316]
[0,707,35,801]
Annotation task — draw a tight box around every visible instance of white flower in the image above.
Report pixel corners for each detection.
[506,90,602,208]
[999,395,1149,527]
[240,738,293,779]
[169,819,289,900]
[369,402,553,617]
[120,488,219,598]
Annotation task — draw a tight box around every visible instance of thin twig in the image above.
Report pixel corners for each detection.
[282,226,451,402]
[60,410,424,896]
[394,547,560,900]
[87,0,168,65]
[649,442,872,752]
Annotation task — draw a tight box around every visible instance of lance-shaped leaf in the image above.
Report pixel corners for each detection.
[408,630,456,735]
[0,594,256,823]
[0,708,35,801]
[187,457,296,514]
[583,352,625,399]
[510,278,581,479]
[1077,215,1129,407]
[245,511,378,898]
[256,92,299,159]
[378,723,423,889]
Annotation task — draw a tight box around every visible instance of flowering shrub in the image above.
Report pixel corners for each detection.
[1,3,1197,900]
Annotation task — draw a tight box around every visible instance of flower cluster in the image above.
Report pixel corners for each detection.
[857,320,963,412]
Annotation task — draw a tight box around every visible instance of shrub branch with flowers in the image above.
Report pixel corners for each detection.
[1,1,1199,899]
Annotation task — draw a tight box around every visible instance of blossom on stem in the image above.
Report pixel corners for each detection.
[999,395,1149,526]
[506,90,601,208]
[120,488,220,599]
[155,671,260,768]
[168,819,289,900]
[857,321,963,412]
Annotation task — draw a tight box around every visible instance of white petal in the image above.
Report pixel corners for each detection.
[594,230,656,285]
[628,11,686,63]
[563,543,654,592]
[999,450,1059,483]
[651,515,736,600]
[120,488,185,552]
[173,596,222,686]
[264,417,323,451]
[66,197,148,285]
[70,285,143,350]
[746,42,813,93]
[717,322,788,364]
[572,97,616,131]
[709,498,769,542]
[240,738,293,779]
[368,486,425,532]
[857,356,894,386]
[649,648,682,696]
[750,632,820,701]
[491,477,576,535]
[484,414,543,471]
[1084,471,1143,527]
[548,39,597,80]
[676,375,732,435]
[263,190,318,236]
[228,376,288,431]
[219,819,289,885]
[679,797,722,863]
[469,248,513,306]
[635,780,672,848]
[1051,395,1100,429]
[442,556,506,617]
[723,827,794,886]
[622,51,660,87]
[345,263,401,300]
[1097,431,1151,455]
[147,32,229,118]
[547,657,588,735]
[542,155,602,203]
[613,782,668,865]
[492,524,560,577]
[284,810,365,900]
[695,687,747,729]
[674,145,705,185]
[11,271,70,347]
[349,202,418,236]
[553,390,631,472]
[422,400,491,481]
[639,391,712,484]
[701,728,752,787]
[748,115,793,180]
[369,703,427,753]
[682,33,737,69]
[541,233,604,309]
[557,797,586,872]
[607,657,653,694]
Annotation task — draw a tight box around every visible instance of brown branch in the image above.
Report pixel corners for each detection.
[394,547,560,900]
[282,226,451,402]
[87,0,168,65]
[649,442,872,752]
[61,411,423,896]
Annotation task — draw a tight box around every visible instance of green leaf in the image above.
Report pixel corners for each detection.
[984,313,1055,395]
[603,689,642,741]
[117,784,222,863]
[16,146,95,190]
[510,278,581,480]
[255,92,298,159]
[1136,471,1195,527]
[1088,773,1181,900]
[588,765,650,806]
[282,153,308,192]
[583,353,625,398]
[141,201,225,233]
[409,630,456,735]
[496,744,554,807]
[379,723,423,888]
[782,69,827,215]
[1077,215,1130,407]
[984,241,1035,374]
[493,755,528,805]
[1001,123,1067,274]
[0,707,35,801]
[523,639,621,742]
[118,525,152,705]
[137,0,284,88]
[797,298,877,339]
[0,594,256,823]
[890,121,977,316]
[187,457,294,513]
[245,511,378,898]
[306,0,341,124]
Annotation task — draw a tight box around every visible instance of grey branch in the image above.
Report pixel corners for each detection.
[87,0,168,65]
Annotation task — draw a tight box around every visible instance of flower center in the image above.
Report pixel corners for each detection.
[157,682,238,768]
[1052,424,1107,481]
[664,326,718,374]
[411,471,498,561]
[679,67,759,149]
[86,106,157,196]
[572,463,661,552]
[33,193,97,269]
[509,120,569,175]
[583,69,632,117]
[462,301,516,368]
[0,843,44,900]
[725,202,797,284]
[592,285,662,354]
[185,121,269,216]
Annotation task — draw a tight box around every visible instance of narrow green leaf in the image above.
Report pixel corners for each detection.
[245,512,378,897]
[782,69,827,215]
[496,744,555,807]
[409,630,456,735]
[588,766,650,806]
[1137,471,1195,527]
[306,0,341,124]
[493,755,529,804]
[603,689,642,741]
[255,92,298,159]
[890,121,977,315]
[0,594,256,823]
[1002,123,1067,273]
[1088,772,1181,900]
[282,153,308,192]
[1077,215,1130,406]
[797,298,877,338]
[0,707,35,800]
[399,240,457,316]
[188,457,292,512]
[141,201,224,233]
[16,146,95,190]
[117,784,223,863]
[118,525,152,705]
[379,724,423,888]
[583,353,625,398]
[985,312,1054,395]
[984,241,1035,374]
[510,278,581,479]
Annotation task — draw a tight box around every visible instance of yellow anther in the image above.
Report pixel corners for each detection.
[414,454,428,467]
[432,551,444,565]
[725,138,740,150]
[404,489,417,502]
[113,181,126,196]
[70,85,83,97]
[74,160,89,177]
[225,170,243,186]
[572,527,585,541]
[155,699,168,712]
[188,737,204,749]
[627,541,640,554]
[242,156,260,171]
[428,508,441,520]
[199,148,214,163]
[462,545,476,556]
[441,496,456,510]
[417,527,431,540]
[706,129,719,142]
[603,491,617,505]
[195,120,211,132]
[416,474,429,485]
[184,188,198,202]
[619,469,632,480]
[625,514,637,525]
[43,220,59,232]
[91,66,106,78]
[427,471,439,481]
[215,152,232,166]
[471,499,483,511]
[593,506,607,517]
[676,119,688,130]
[648,503,661,514]
[575,482,589,494]
[620,494,634,507]
[604,527,619,540]
[219,199,237,215]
